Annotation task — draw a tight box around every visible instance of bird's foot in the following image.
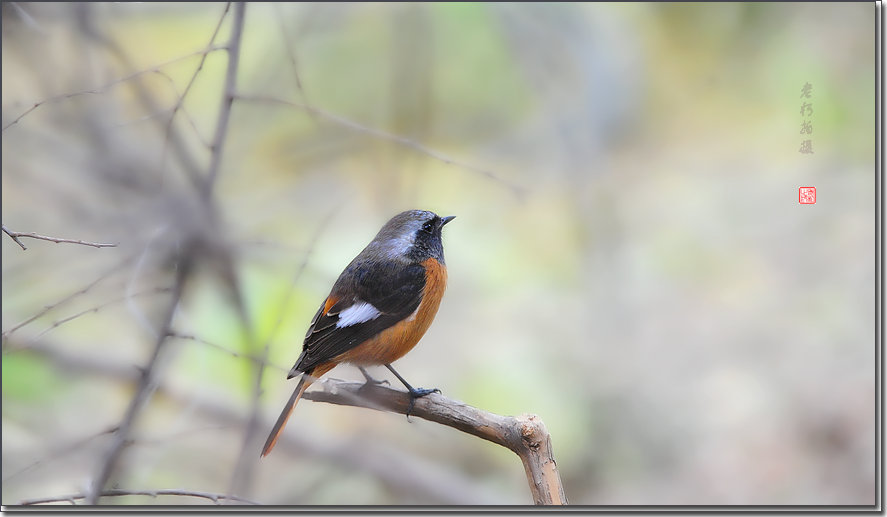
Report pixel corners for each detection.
[406,387,440,420]
[358,366,390,387]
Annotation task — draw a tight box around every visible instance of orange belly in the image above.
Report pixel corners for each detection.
[333,258,447,366]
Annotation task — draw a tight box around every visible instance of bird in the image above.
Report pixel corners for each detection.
[261,209,455,457]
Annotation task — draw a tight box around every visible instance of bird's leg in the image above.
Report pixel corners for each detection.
[357,366,389,386]
[384,363,440,419]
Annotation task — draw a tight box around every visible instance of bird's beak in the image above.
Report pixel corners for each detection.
[440,215,456,227]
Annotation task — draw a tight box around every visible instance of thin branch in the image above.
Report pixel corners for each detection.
[20,488,260,506]
[27,287,172,343]
[225,206,335,500]
[161,2,232,166]
[203,2,245,197]
[8,2,46,34]
[1,46,225,133]
[105,105,176,129]
[168,331,288,374]
[149,70,211,148]
[301,379,568,505]
[2,255,132,341]
[233,93,525,197]
[3,423,231,485]
[86,263,191,505]
[272,3,313,111]
[181,3,254,496]
[86,23,208,190]
[1,225,116,249]
[2,425,119,484]
[2,225,26,249]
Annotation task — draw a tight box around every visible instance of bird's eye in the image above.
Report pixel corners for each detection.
[421,218,435,233]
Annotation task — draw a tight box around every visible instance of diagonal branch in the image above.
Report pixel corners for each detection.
[232,93,525,197]
[203,2,245,198]
[272,3,313,110]
[161,2,232,164]
[85,262,191,505]
[74,4,216,190]
[28,287,172,344]
[226,206,334,500]
[2,254,133,341]
[3,425,119,484]
[2,225,26,249]
[2,225,117,250]
[1,46,225,133]
[301,379,568,505]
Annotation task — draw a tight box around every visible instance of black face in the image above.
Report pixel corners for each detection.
[410,213,454,264]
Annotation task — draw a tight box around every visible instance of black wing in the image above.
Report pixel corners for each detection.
[291,259,426,373]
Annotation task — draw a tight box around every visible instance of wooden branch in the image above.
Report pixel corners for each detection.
[85,264,191,504]
[19,488,259,506]
[203,2,245,197]
[2,225,117,250]
[301,379,568,505]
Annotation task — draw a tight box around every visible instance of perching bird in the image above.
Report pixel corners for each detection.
[261,209,454,457]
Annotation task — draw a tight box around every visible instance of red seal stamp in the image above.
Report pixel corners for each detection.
[799,187,816,204]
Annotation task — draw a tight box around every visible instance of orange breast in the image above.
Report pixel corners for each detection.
[334,258,447,366]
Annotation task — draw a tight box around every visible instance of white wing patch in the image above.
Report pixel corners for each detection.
[336,301,382,328]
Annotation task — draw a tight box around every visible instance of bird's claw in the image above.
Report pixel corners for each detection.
[405,387,440,420]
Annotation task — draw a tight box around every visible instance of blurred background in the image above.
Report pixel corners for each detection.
[1,2,876,506]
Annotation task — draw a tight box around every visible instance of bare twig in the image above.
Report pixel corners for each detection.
[2,225,116,249]
[160,3,232,165]
[147,70,210,148]
[2,255,132,341]
[168,331,288,374]
[223,210,330,497]
[8,2,45,34]
[226,205,334,501]
[20,488,260,506]
[3,425,119,484]
[77,7,217,190]
[2,225,27,249]
[1,46,224,133]
[302,379,568,505]
[2,422,226,486]
[272,3,313,110]
[86,263,191,505]
[203,2,245,197]
[232,93,525,196]
[169,3,258,499]
[28,287,172,343]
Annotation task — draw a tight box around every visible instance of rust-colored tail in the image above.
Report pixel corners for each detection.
[261,363,333,457]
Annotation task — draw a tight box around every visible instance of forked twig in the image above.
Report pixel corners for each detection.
[2,225,117,250]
